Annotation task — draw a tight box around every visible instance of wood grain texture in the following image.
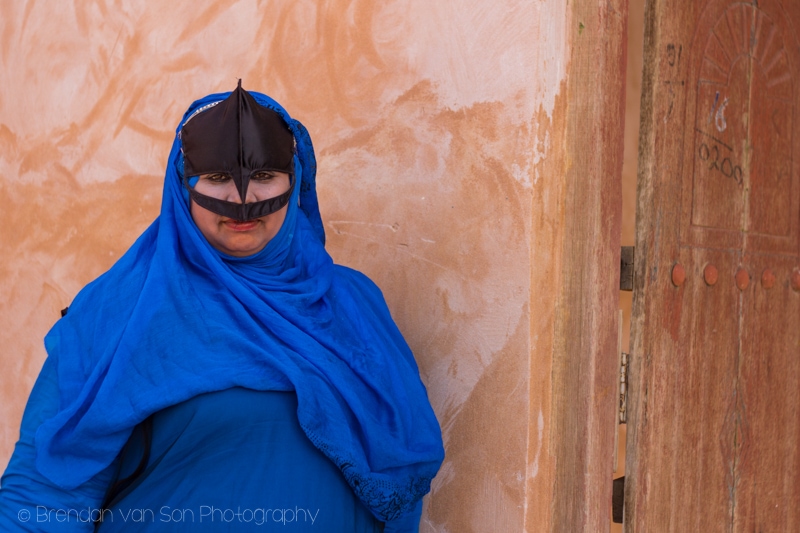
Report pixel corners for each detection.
[547,0,627,531]
[627,0,800,530]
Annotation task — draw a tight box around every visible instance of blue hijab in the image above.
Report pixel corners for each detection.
[34,91,444,521]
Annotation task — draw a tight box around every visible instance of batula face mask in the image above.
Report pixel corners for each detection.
[181,80,295,221]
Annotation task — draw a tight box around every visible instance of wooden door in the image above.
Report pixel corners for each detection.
[626,0,800,530]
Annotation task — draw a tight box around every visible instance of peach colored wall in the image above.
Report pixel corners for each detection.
[0,1,600,531]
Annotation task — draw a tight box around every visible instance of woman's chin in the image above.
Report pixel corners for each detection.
[218,239,268,257]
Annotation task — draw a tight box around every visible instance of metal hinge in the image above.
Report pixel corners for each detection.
[613,311,627,475]
[619,351,628,424]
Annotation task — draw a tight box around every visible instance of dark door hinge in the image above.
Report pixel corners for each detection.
[620,246,635,291]
[612,476,625,523]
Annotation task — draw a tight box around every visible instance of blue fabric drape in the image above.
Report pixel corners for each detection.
[33,91,444,522]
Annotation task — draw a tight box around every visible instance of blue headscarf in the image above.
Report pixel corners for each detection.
[34,90,444,521]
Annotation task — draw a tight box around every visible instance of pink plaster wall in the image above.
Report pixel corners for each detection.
[0,1,576,530]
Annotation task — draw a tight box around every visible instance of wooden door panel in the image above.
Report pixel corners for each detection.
[680,0,800,256]
[628,0,800,530]
[675,249,741,532]
[735,257,800,531]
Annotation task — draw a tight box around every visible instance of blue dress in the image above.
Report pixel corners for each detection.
[100,388,385,532]
[0,357,422,532]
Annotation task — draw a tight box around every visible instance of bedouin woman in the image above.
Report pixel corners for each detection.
[0,82,445,532]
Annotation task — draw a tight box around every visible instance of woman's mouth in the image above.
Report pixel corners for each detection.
[223,219,259,231]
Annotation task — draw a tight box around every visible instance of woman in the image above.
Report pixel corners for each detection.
[0,82,444,532]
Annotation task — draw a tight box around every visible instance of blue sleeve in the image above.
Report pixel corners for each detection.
[383,498,423,533]
[0,357,117,531]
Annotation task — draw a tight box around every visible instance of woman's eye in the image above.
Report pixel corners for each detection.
[203,173,230,183]
[252,172,275,182]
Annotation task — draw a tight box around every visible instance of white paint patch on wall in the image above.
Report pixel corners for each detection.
[532,0,569,120]
[370,0,569,121]
[347,0,570,193]
[511,128,550,189]
[532,130,551,185]
[530,410,544,479]
[305,0,572,206]
[476,475,525,531]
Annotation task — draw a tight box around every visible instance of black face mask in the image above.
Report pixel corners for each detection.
[180,80,295,221]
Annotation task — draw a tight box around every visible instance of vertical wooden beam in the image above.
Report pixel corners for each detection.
[544,0,628,531]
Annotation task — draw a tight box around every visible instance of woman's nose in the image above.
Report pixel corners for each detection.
[244,182,258,203]
[222,180,256,203]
